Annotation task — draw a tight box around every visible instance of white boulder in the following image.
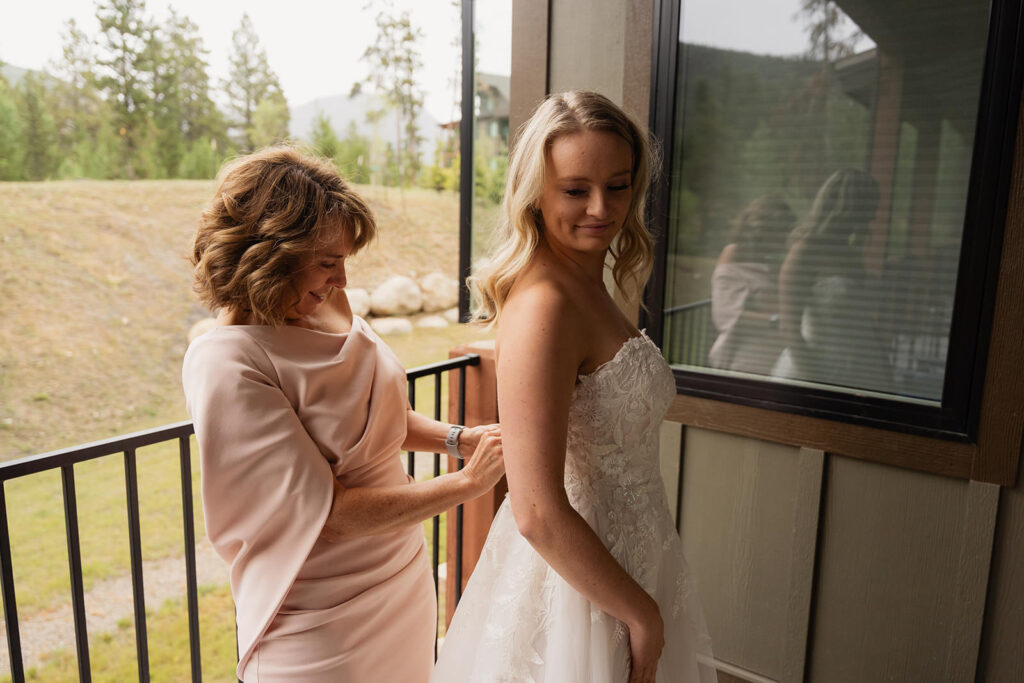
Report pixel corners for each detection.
[370,276,423,316]
[443,307,461,323]
[370,317,414,336]
[417,315,449,329]
[419,272,459,312]
[345,287,371,317]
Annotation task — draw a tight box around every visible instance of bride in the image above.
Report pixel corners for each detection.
[432,91,716,683]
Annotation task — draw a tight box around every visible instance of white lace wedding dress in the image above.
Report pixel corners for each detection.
[432,333,717,683]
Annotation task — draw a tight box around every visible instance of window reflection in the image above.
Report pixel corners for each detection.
[662,0,988,402]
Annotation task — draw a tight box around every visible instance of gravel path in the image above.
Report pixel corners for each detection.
[0,538,229,674]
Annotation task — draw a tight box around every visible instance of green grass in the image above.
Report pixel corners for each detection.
[9,583,239,683]
[4,440,204,615]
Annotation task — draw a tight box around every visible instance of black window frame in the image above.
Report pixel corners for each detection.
[642,0,1024,442]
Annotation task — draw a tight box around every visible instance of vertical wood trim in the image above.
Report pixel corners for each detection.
[623,0,654,127]
[780,448,825,683]
[972,87,1024,485]
[947,481,1000,682]
[675,424,687,533]
[611,0,656,324]
[509,0,550,147]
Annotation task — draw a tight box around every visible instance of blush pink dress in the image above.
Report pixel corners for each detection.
[182,316,436,682]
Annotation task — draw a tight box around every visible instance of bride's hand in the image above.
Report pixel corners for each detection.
[626,598,665,683]
[460,428,504,494]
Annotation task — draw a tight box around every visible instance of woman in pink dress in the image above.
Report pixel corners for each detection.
[182,146,504,682]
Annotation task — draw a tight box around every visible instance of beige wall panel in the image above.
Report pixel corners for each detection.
[808,459,998,683]
[679,427,812,679]
[978,481,1024,681]
[547,0,625,101]
[659,420,683,522]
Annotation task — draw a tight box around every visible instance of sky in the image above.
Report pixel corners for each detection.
[0,0,513,123]
[681,0,875,56]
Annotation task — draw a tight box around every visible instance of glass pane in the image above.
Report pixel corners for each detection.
[663,0,989,403]
[471,0,513,266]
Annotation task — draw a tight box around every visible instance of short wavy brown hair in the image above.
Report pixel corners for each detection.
[191,146,376,326]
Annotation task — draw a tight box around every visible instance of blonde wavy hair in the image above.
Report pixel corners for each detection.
[191,145,376,326]
[469,90,657,325]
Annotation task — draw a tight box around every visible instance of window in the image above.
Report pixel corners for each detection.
[645,0,1024,439]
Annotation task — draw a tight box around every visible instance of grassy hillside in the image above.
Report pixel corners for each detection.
[0,180,484,459]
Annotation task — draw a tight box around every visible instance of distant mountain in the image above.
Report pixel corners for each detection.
[1,63,33,86]
[289,91,443,163]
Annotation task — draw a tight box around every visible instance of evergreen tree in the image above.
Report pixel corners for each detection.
[225,13,286,150]
[150,9,225,177]
[49,18,110,176]
[94,0,154,178]
[336,121,370,184]
[309,111,341,160]
[0,77,24,180]
[247,94,290,148]
[17,73,59,180]
[361,1,425,188]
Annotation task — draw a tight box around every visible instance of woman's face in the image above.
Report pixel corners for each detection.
[536,129,633,258]
[283,228,352,321]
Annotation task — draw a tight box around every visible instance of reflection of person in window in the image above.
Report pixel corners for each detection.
[772,169,893,392]
[708,196,795,374]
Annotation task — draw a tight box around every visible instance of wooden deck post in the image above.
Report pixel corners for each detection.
[445,340,506,628]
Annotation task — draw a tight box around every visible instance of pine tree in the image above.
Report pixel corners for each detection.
[50,19,108,177]
[150,9,225,177]
[309,111,341,160]
[361,1,425,189]
[17,73,60,180]
[247,94,290,149]
[336,122,370,184]
[94,0,154,178]
[225,13,286,150]
[0,77,24,180]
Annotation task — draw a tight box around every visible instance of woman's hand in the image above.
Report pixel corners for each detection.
[460,428,504,495]
[626,597,665,683]
[457,423,500,455]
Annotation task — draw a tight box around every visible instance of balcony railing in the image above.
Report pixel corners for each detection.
[0,353,480,683]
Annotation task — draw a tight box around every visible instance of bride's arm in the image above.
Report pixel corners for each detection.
[498,284,664,683]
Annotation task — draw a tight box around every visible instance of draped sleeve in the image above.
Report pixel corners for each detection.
[182,329,334,674]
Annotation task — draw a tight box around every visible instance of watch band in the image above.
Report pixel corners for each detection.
[445,425,465,460]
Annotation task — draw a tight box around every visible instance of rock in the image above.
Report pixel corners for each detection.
[417,315,449,329]
[370,276,423,316]
[370,317,414,336]
[345,287,371,317]
[187,317,218,343]
[419,272,459,312]
[443,307,461,323]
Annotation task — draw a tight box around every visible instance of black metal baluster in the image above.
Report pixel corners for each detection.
[432,374,442,593]
[124,449,149,681]
[61,464,91,682]
[434,371,444,659]
[407,380,417,476]
[0,482,24,682]
[454,365,466,605]
[179,437,202,682]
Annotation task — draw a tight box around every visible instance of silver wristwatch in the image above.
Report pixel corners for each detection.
[445,425,465,460]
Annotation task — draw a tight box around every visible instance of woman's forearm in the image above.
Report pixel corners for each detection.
[401,408,450,454]
[516,500,659,630]
[321,470,481,542]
